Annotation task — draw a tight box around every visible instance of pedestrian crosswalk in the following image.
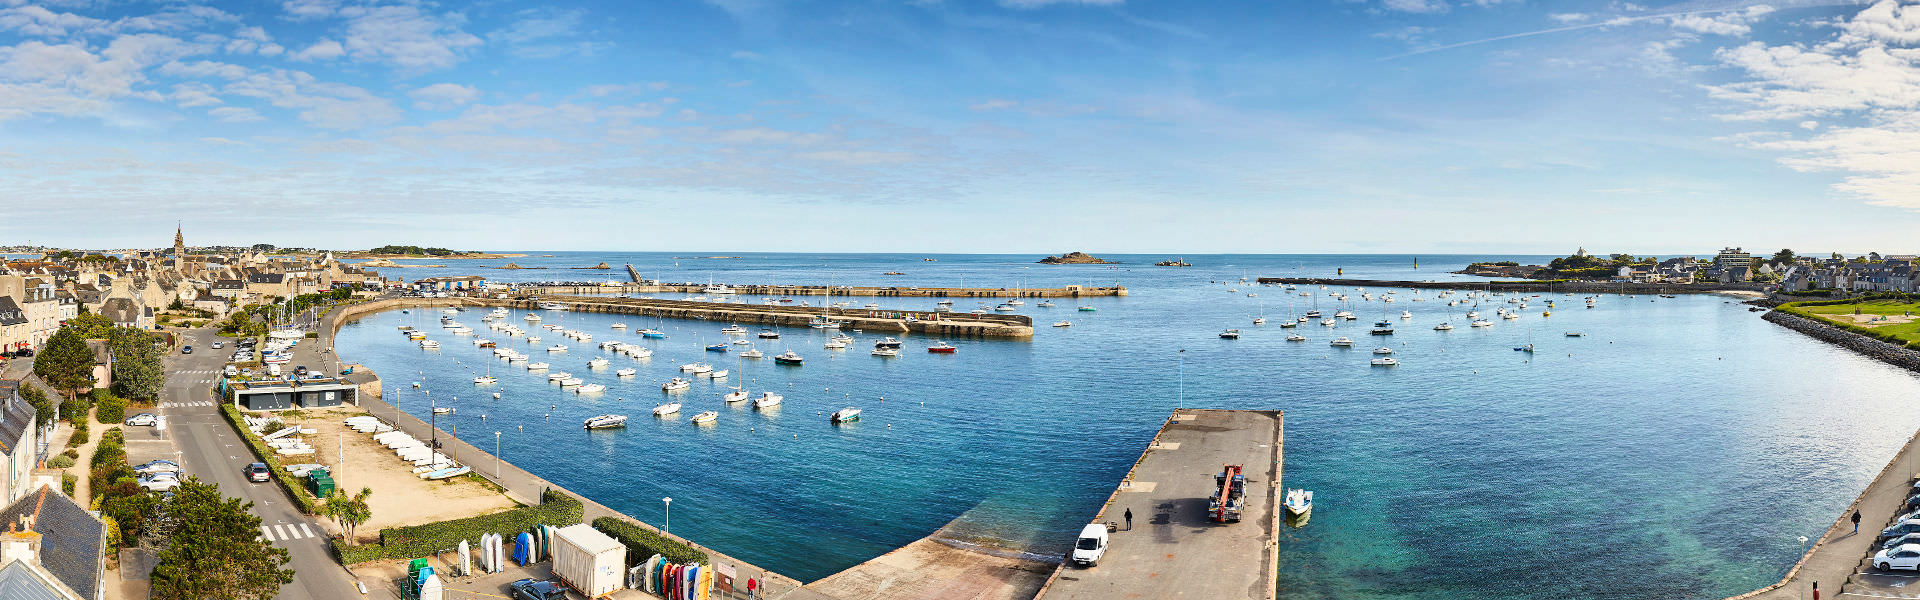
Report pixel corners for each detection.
[159,401,215,408]
[258,522,320,543]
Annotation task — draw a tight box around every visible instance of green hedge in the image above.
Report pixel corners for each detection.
[591,516,708,565]
[219,405,320,515]
[93,390,127,424]
[331,489,582,565]
[47,455,74,469]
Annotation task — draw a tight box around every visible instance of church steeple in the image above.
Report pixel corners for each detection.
[173,222,185,260]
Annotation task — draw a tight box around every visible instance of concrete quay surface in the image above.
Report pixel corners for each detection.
[1033,409,1283,600]
[1728,425,1920,600]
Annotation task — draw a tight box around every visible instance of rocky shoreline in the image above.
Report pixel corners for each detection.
[1037,251,1114,264]
[1764,310,1920,374]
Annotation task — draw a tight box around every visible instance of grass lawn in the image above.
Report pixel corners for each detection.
[1797,300,1920,345]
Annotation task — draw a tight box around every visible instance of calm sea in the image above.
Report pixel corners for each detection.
[334,253,1920,598]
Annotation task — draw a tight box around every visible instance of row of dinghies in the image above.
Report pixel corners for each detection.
[583,398,861,430]
[345,415,471,480]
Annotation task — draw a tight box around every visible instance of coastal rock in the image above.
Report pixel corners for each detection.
[1764,310,1920,374]
[498,263,525,269]
[571,262,612,270]
[1155,258,1191,267]
[1038,252,1114,265]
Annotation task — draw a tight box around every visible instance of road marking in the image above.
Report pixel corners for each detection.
[260,526,277,542]
[1858,571,1920,579]
[276,524,293,540]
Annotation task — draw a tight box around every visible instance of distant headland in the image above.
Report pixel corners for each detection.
[341,245,525,260]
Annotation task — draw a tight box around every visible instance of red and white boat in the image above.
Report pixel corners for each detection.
[927,341,956,354]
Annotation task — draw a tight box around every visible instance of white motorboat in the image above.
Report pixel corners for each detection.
[689,411,718,425]
[538,302,567,310]
[575,383,606,393]
[1286,333,1307,342]
[1434,323,1454,331]
[709,369,728,379]
[873,337,903,349]
[1252,317,1266,325]
[473,376,497,385]
[1284,489,1313,517]
[524,314,541,322]
[1321,318,1336,326]
[584,414,626,429]
[549,371,573,381]
[587,357,610,368]
[1503,312,1520,320]
[1037,301,1055,307]
[527,362,550,370]
[758,330,781,339]
[560,377,584,387]
[1401,311,1413,319]
[1565,331,1584,337]
[831,407,861,423]
[547,344,567,352]
[1052,321,1072,327]
[872,347,900,357]
[1370,357,1398,366]
[721,324,748,335]
[1466,311,1479,318]
[754,392,783,409]
[739,348,765,359]
[1470,320,1493,328]
[418,340,440,349]
[626,347,653,359]
[774,350,804,365]
[723,388,749,403]
[662,378,690,391]
[653,402,682,416]
[825,338,847,349]
[1372,347,1393,355]
[1219,329,1241,339]
[611,323,627,329]
[616,368,637,377]
[1329,337,1354,347]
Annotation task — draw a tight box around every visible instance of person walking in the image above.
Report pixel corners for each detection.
[1854,510,1863,534]
[1125,508,1134,531]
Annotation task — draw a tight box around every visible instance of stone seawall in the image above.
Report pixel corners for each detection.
[1260,277,1768,294]
[1763,310,1920,374]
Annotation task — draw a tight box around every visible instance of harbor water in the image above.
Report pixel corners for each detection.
[333,253,1920,598]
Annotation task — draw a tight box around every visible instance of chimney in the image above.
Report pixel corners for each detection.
[0,524,40,567]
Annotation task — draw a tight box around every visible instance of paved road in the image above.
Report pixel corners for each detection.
[153,327,367,600]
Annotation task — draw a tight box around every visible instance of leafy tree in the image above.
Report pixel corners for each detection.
[1772,249,1796,265]
[68,313,114,339]
[320,487,373,544]
[18,384,55,428]
[108,327,164,402]
[168,297,186,311]
[33,328,94,400]
[150,478,295,600]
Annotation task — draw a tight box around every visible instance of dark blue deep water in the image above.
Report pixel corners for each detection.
[334,253,1920,598]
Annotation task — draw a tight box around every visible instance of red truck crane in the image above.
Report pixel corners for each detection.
[1209,464,1246,523]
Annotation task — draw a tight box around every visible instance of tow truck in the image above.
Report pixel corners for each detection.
[1208,464,1246,523]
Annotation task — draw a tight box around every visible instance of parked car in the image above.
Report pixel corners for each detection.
[1878,544,1920,571]
[509,578,566,600]
[211,341,224,349]
[1885,532,1920,551]
[224,365,239,377]
[293,365,308,377]
[1069,523,1109,567]
[1881,519,1920,543]
[244,462,271,483]
[124,413,158,427]
[133,460,180,475]
[180,345,192,354]
[137,473,180,492]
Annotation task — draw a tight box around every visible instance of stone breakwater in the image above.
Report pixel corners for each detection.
[1259,277,1769,294]
[1763,310,1920,374]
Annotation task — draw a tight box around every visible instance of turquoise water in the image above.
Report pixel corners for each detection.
[334,254,1920,597]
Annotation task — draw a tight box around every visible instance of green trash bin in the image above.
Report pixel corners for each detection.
[308,472,335,498]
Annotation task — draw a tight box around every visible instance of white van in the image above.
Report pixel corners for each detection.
[1070,523,1109,567]
[224,364,238,377]
[267,363,282,377]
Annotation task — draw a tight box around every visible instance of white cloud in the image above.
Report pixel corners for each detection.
[0,5,108,37]
[999,0,1123,8]
[1840,0,1920,45]
[282,0,340,20]
[1710,42,1920,120]
[1548,13,1591,24]
[1381,0,1448,14]
[222,68,402,130]
[970,99,1017,111]
[408,82,478,110]
[208,106,264,122]
[159,60,251,80]
[290,38,345,61]
[171,81,222,107]
[490,8,581,45]
[224,25,284,56]
[1372,25,1432,43]
[335,4,482,73]
[1799,120,1820,130]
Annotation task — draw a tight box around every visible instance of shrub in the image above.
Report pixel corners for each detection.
[47,455,74,469]
[61,473,75,497]
[220,405,319,515]
[331,490,582,565]
[66,423,89,449]
[94,392,127,424]
[591,516,708,565]
[62,449,77,459]
[60,397,91,423]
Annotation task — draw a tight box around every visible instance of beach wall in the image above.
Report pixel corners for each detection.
[1763,310,1920,374]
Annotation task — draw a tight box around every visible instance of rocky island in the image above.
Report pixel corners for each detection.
[1155,258,1191,267]
[1038,251,1115,265]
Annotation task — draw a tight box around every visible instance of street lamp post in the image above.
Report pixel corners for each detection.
[494,431,502,479]
[1178,349,1186,409]
[663,497,672,535]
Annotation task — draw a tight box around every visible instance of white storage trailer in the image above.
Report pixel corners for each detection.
[551,524,626,598]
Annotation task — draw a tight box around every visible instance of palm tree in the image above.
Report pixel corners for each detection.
[321,487,373,545]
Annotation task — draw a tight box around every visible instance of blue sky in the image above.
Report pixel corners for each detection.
[0,0,1916,254]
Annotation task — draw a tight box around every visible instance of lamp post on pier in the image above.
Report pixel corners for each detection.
[663,497,673,535]
[1178,349,1186,410]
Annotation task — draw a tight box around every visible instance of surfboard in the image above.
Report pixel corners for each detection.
[699,565,712,600]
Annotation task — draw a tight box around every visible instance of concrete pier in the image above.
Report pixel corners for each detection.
[517,282,1128,298]
[503,294,1036,338]
[1031,409,1284,600]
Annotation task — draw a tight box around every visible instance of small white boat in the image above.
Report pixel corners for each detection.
[739,348,765,359]
[724,388,749,403]
[1565,331,1584,337]
[662,377,691,391]
[1372,347,1393,355]
[1321,318,1336,326]
[1401,311,1412,319]
[754,392,783,409]
[680,363,702,372]
[615,368,637,377]
[1329,337,1354,347]
[831,407,861,423]
[1286,333,1307,342]
[1434,323,1454,331]
[721,325,748,335]
[1252,317,1266,325]
[1052,321,1072,327]
[524,314,541,322]
[709,369,728,379]
[1370,357,1398,366]
[575,383,606,393]
[418,340,440,349]
[1219,329,1241,339]
[473,376,497,385]
[549,371,573,381]
[872,347,900,357]
[527,362,550,370]
[611,323,627,329]
[1284,489,1313,517]
[653,402,682,416]
[559,377,584,387]
[587,357,610,368]
[1470,320,1493,328]
[1503,312,1520,320]
[584,414,626,429]
[825,338,847,349]
[689,411,717,425]
[547,344,568,352]
[626,347,654,359]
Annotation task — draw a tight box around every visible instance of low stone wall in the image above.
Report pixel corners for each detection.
[1260,277,1768,294]
[1763,310,1920,374]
